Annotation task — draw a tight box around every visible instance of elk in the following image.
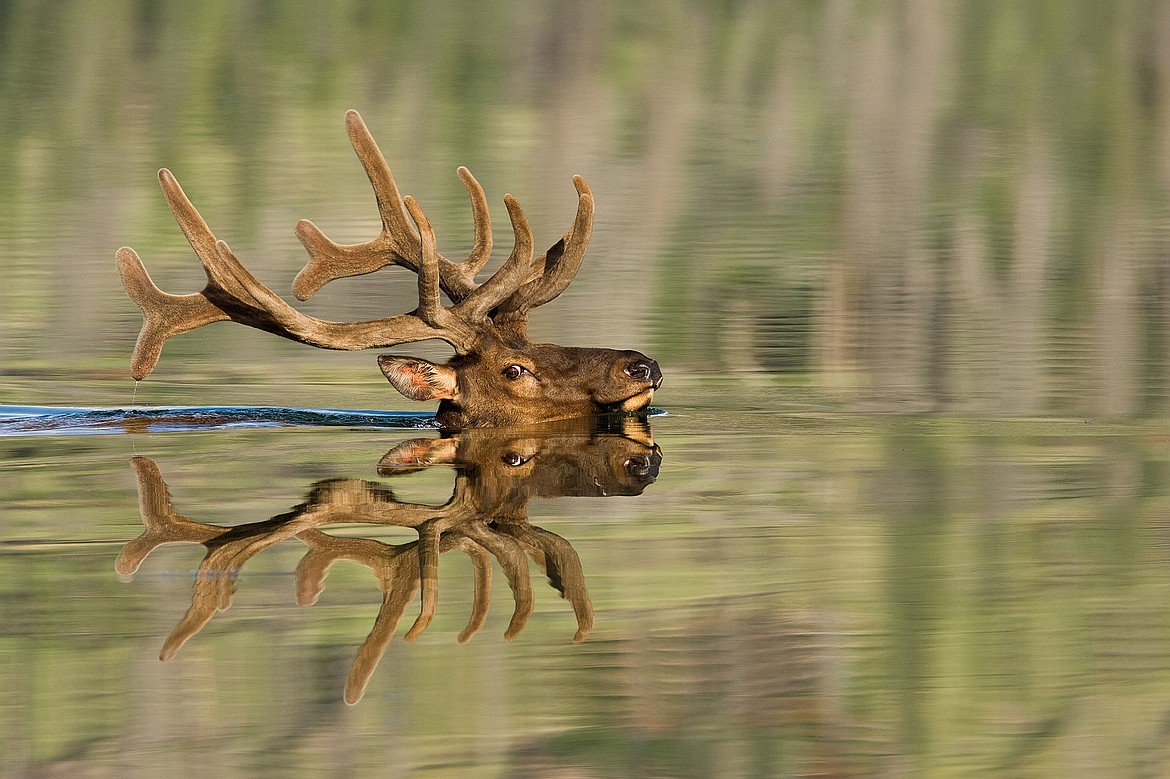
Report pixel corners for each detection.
[116,416,662,703]
[115,110,662,428]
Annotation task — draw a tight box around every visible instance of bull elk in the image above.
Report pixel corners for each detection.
[115,110,662,428]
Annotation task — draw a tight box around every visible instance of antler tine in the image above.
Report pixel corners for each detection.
[454,194,536,323]
[403,519,443,642]
[115,456,222,575]
[403,198,455,326]
[160,582,227,661]
[115,168,237,380]
[457,523,535,640]
[493,175,595,321]
[345,570,420,705]
[453,538,493,643]
[293,530,405,606]
[343,530,488,704]
[498,523,594,642]
[293,110,490,302]
[115,248,227,381]
[455,166,494,279]
[403,196,480,352]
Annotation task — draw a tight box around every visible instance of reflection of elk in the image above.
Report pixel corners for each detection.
[115,110,662,428]
[116,416,661,703]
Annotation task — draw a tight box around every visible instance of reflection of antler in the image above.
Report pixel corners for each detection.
[295,526,548,704]
[118,417,656,702]
[295,529,489,704]
[121,418,659,701]
[119,459,483,647]
[115,457,219,575]
[118,462,528,648]
[493,523,593,642]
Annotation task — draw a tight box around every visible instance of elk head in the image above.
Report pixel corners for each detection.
[378,414,662,505]
[115,110,662,428]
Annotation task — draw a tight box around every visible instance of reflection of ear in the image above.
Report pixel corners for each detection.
[377,355,458,401]
[377,437,460,475]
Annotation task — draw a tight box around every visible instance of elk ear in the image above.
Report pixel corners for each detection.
[376,437,459,475]
[377,356,458,401]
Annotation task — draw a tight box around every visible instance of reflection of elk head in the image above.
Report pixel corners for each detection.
[115,110,662,428]
[379,412,661,504]
[116,416,660,703]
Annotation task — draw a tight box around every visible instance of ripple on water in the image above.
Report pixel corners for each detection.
[0,405,441,436]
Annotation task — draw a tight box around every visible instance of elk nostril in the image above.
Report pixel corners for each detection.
[625,359,658,383]
[624,451,661,479]
[624,455,650,476]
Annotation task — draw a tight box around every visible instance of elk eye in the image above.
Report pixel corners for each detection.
[501,451,532,467]
[502,364,528,380]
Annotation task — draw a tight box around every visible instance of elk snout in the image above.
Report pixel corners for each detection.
[624,358,663,388]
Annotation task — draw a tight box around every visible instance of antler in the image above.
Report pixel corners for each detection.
[120,455,588,703]
[116,110,596,380]
[292,110,492,302]
[293,109,595,323]
[494,522,594,642]
[296,526,535,704]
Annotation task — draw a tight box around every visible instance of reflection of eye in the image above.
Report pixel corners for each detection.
[502,364,528,380]
[501,452,533,467]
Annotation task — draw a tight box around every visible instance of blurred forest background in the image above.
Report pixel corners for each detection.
[3,0,1170,417]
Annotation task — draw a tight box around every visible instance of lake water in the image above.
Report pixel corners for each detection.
[5,3,1170,777]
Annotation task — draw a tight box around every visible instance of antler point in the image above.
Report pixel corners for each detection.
[572,175,592,198]
[344,110,367,134]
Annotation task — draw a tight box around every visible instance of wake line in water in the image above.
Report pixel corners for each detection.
[0,405,440,437]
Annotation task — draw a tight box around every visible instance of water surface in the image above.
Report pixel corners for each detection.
[5,410,1170,776]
